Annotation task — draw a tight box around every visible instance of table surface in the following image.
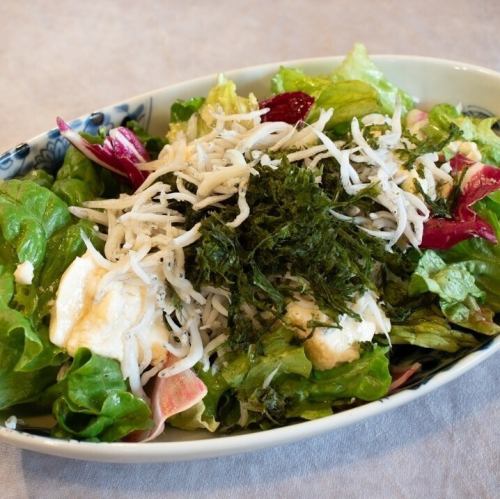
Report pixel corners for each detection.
[1,1,499,498]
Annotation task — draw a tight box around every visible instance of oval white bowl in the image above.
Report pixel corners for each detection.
[1,55,499,463]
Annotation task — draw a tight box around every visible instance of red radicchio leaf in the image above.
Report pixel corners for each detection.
[421,158,500,249]
[109,127,149,162]
[259,91,314,125]
[56,117,149,190]
[449,153,474,172]
[457,163,500,219]
[420,218,496,249]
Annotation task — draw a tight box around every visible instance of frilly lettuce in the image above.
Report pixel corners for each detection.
[0,180,70,269]
[278,345,391,406]
[270,43,413,130]
[441,237,500,313]
[47,349,152,442]
[52,146,130,206]
[308,80,381,128]
[170,97,206,123]
[51,147,105,206]
[0,158,104,413]
[408,251,499,334]
[271,67,331,97]
[21,169,54,190]
[0,304,63,410]
[409,250,484,305]
[459,116,500,165]
[390,309,478,352]
[423,103,500,166]
[272,67,381,129]
[200,76,258,127]
[330,43,414,114]
[475,190,500,239]
[167,76,258,141]
[189,326,390,429]
[168,401,219,432]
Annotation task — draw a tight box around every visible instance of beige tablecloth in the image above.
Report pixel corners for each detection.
[1,1,499,497]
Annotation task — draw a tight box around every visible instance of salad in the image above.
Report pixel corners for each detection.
[1,44,499,443]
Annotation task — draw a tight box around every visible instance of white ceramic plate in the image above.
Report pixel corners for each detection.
[1,55,499,463]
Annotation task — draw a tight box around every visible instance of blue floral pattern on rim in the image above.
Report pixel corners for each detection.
[0,98,152,179]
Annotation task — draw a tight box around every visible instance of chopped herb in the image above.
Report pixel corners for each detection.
[190,159,408,347]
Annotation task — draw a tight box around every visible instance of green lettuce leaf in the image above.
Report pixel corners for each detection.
[237,326,312,396]
[391,309,479,352]
[474,190,500,237]
[271,67,331,97]
[271,44,413,123]
[184,325,312,429]
[307,80,382,128]
[408,250,498,334]
[270,67,382,129]
[20,169,54,189]
[170,97,205,123]
[51,146,106,206]
[167,77,258,141]
[0,180,71,269]
[423,104,461,148]
[32,219,103,326]
[285,400,333,420]
[48,348,152,442]
[195,364,230,429]
[0,304,62,409]
[168,401,219,432]
[0,264,14,305]
[8,217,102,327]
[0,173,106,412]
[270,45,413,131]
[201,77,258,124]
[330,43,414,113]
[458,116,500,165]
[442,303,500,336]
[441,237,500,312]
[423,103,500,165]
[409,250,484,304]
[0,161,115,420]
[196,328,389,429]
[215,326,312,427]
[279,345,391,403]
